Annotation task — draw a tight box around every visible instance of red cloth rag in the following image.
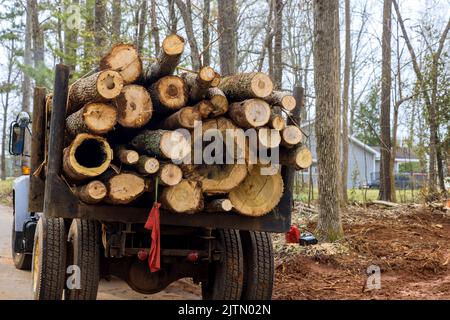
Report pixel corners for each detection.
[144,202,161,272]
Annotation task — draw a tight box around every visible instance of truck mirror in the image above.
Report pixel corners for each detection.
[9,122,25,156]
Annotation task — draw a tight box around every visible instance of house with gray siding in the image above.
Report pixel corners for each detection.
[299,121,420,189]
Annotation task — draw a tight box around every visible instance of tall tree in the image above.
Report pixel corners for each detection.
[137,0,148,53]
[22,0,33,168]
[175,0,201,69]
[218,0,237,75]
[168,0,177,33]
[394,0,450,197]
[30,0,44,85]
[150,0,160,54]
[94,0,107,56]
[341,0,351,203]
[272,0,283,89]
[202,0,211,66]
[111,0,121,43]
[313,0,343,241]
[82,0,95,73]
[64,0,79,72]
[379,0,393,201]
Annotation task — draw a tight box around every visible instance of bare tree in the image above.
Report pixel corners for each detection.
[202,0,211,66]
[30,0,44,85]
[150,0,160,54]
[218,0,237,75]
[394,0,450,197]
[379,0,393,202]
[341,0,351,204]
[94,0,107,56]
[112,0,121,42]
[64,0,79,72]
[168,0,177,33]
[137,0,148,53]
[175,0,201,69]
[313,0,343,242]
[272,0,283,88]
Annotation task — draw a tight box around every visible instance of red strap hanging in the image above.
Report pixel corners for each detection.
[144,202,161,272]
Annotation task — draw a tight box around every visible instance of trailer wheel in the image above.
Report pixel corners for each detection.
[32,217,67,300]
[201,229,243,300]
[240,231,274,300]
[64,219,100,300]
[11,214,32,270]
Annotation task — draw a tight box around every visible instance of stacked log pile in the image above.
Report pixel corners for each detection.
[53,33,313,217]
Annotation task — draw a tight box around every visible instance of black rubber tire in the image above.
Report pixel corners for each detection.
[32,217,67,300]
[201,229,244,300]
[64,219,100,300]
[11,214,32,270]
[240,231,274,300]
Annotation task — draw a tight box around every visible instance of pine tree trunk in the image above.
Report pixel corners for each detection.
[67,70,124,115]
[66,103,117,136]
[219,72,274,100]
[100,44,143,84]
[144,34,185,85]
[114,85,153,128]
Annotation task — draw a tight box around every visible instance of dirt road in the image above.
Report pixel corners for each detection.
[0,204,200,300]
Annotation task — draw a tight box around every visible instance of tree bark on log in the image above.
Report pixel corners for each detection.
[144,33,185,85]
[100,43,143,84]
[193,100,214,118]
[131,129,191,161]
[280,125,302,147]
[265,91,296,112]
[67,70,124,115]
[75,180,107,204]
[280,146,313,170]
[210,72,221,87]
[219,72,273,100]
[205,199,233,212]
[62,134,113,182]
[229,165,283,217]
[66,102,117,136]
[161,106,201,129]
[258,127,281,149]
[99,170,146,204]
[158,163,183,186]
[149,75,188,112]
[160,180,203,214]
[134,155,159,175]
[114,145,139,165]
[182,164,248,195]
[228,99,271,128]
[205,87,228,117]
[180,66,216,102]
[114,84,153,128]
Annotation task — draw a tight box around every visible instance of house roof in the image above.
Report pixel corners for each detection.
[370,146,420,160]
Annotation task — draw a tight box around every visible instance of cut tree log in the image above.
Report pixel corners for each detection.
[67,70,124,115]
[211,72,221,87]
[229,165,284,217]
[63,134,113,182]
[181,66,216,102]
[135,156,160,175]
[114,84,153,128]
[100,43,143,84]
[258,127,281,149]
[265,91,296,112]
[100,170,146,204]
[149,76,188,112]
[205,199,233,212]
[158,163,183,186]
[228,99,271,128]
[144,33,185,85]
[114,145,139,165]
[268,110,286,131]
[74,180,107,204]
[279,146,313,170]
[160,180,203,214]
[182,164,248,195]
[219,72,274,100]
[131,129,191,161]
[280,125,302,147]
[66,102,117,136]
[193,100,214,119]
[205,87,229,117]
[161,106,201,129]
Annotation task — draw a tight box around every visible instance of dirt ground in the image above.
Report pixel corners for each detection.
[273,203,450,300]
[1,201,450,300]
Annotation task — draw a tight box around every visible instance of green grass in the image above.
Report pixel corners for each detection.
[294,188,421,203]
[0,179,14,206]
